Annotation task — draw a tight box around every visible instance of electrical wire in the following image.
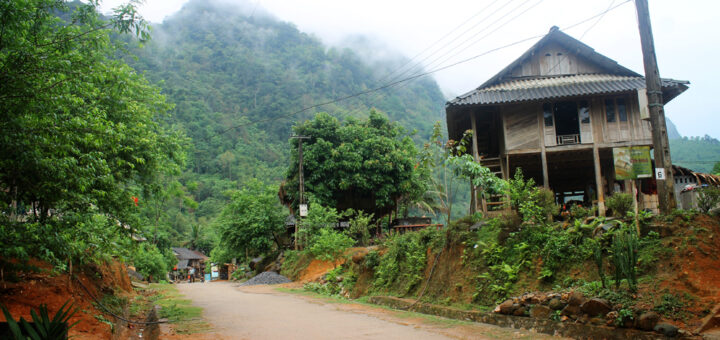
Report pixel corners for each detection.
[215,0,634,136]
[358,0,541,117]
[362,0,545,115]
[71,274,170,325]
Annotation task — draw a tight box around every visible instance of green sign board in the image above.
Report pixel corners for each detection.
[613,146,652,180]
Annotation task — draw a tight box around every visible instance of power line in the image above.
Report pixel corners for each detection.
[375,0,505,85]
[366,0,545,111]
[215,1,633,135]
[389,0,540,86]
[378,0,519,85]
[342,0,544,120]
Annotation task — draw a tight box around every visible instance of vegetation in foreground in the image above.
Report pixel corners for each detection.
[283,175,720,333]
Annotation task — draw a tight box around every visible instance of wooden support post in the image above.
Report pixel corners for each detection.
[635,0,676,213]
[290,135,310,250]
[538,110,550,188]
[540,150,549,189]
[632,180,640,234]
[593,146,606,216]
[470,112,480,213]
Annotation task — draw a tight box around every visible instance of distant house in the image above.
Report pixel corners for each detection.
[445,27,690,215]
[172,247,208,271]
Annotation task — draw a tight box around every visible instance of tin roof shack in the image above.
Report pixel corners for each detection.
[446,27,688,215]
[672,165,720,210]
[172,247,209,272]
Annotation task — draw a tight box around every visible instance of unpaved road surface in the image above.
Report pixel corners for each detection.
[172,281,562,340]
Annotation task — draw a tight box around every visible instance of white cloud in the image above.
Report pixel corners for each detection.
[100,0,720,138]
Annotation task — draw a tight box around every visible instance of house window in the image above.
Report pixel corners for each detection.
[543,103,553,126]
[605,99,616,122]
[579,100,590,124]
[605,97,627,122]
[617,98,627,122]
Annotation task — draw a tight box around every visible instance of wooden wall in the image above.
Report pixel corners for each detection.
[510,43,604,78]
[501,93,653,153]
[594,94,652,145]
[502,103,540,151]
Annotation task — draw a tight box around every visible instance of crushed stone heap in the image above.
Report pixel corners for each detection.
[239,271,291,286]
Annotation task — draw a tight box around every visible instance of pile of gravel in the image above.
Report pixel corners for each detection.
[239,271,291,286]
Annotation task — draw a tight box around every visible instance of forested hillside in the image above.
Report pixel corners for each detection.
[121,0,446,249]
[670,135,720,174]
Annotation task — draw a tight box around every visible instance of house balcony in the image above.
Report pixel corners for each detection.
[556,134,580,145]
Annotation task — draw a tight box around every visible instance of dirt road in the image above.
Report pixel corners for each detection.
[172,281,561,340]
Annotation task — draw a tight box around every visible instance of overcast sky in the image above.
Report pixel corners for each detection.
[101,0,719,139]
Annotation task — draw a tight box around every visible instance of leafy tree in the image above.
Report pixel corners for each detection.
[132,243,173,282]
[0,0,184,224]
[0,0,185,271]
[713,161,720,176]
[412,122,477,224]
[447,154,505,206]
[214,180,286,258]
[284,111,427,218]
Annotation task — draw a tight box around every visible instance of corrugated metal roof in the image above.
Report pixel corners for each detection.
[176,259,189,270]
[447,74,689,107]
[172,247,208,260]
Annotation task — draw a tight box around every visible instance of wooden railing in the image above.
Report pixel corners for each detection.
[556,134,580,145]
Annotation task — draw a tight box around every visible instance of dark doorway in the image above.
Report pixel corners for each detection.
[554,101,580,139]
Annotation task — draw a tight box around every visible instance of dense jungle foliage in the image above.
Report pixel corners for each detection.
[0,0,183,276]
[118,0,447,257]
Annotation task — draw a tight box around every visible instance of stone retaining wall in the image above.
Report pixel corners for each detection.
[369,296,673,340]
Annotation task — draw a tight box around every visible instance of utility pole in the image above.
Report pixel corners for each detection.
[634,0,676,213]
[290,135,310,250]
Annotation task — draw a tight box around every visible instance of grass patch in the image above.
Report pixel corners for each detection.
[144,283,212,334]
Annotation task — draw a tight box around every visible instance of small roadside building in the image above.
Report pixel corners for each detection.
[445,27,689,215]
[172,247,208,277]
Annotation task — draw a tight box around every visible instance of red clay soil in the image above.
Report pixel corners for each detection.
[298,247,370,283]
[649,214,720,331]
[0,259,133,340]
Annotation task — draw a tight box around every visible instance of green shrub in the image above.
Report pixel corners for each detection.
[308,228,355,266]
[570,204,595,219]
[373,231,428,294]
[507,168,536,212]
[653,293,690,320]
[363,250,380,269]
[507,170,557,224]
[607,193,633,217]
[346,210,374,246]
[280,250,312,280]
[697,186,720,213]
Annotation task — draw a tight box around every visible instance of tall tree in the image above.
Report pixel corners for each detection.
[214,180,286,258]
[0,0,184,224]
[283,110,427,218]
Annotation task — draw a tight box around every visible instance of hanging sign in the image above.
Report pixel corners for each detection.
[613,146,652,180]
[655,168,666,180]
[299,204,308,217]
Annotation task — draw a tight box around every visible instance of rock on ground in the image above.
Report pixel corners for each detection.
[239,271,291,286]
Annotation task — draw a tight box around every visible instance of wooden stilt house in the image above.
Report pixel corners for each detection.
[445,27,689,215]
